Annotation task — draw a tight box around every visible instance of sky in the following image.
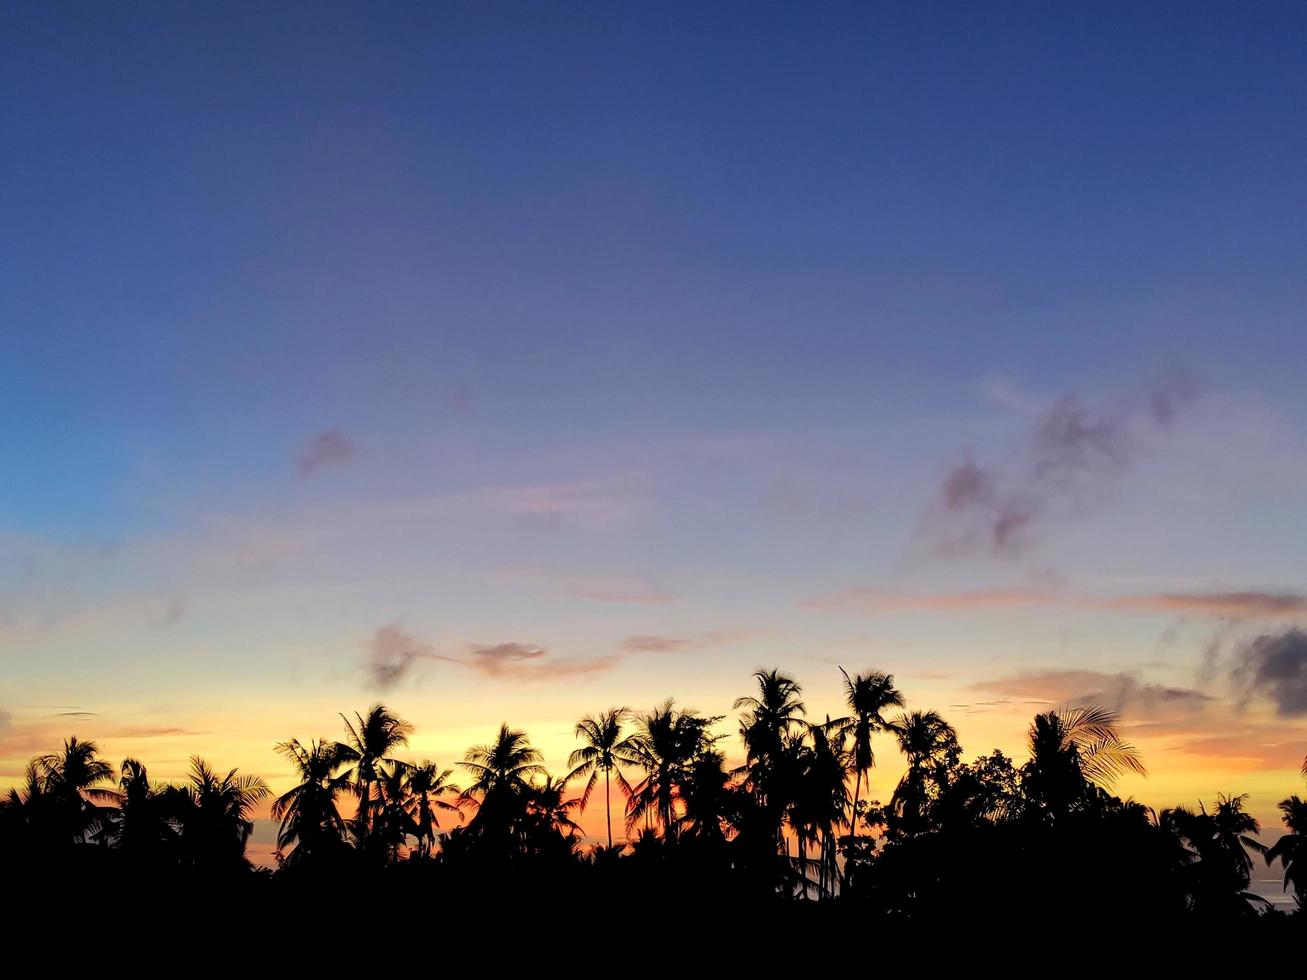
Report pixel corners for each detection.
[2,2,1306,869]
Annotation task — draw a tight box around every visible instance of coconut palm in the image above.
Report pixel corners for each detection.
[115,758,180,860]
[837,668,903,838]
[401,761,462,859]
[177,756,270,870]
[1164,793,1268,916]
[335,704,414,840]
[566,707,640,850]
[34,737,117,844]
[735,669,807,849]
[625,700,720,839]
[461,724,546,830]
[527,775,584,840]
[677,748,734,846]
[889,710,960,837]
[1024,704,1146,817]
[1265,794,1306,906]
[271,738,352,866]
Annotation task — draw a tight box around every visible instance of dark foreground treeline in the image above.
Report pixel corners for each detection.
[3,668,1303,925]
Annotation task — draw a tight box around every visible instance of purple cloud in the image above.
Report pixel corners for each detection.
[297,429,356,476]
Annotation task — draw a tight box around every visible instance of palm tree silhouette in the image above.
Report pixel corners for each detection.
[461,723,546,832]
[115,758,180,860]
[837,669,903,840]
[566,707,639,850]
[401,761,462,859]
[735,669,806,850]
[335,705,413,842]
[272,738,352,866]
[625,700,719,840]
[1165,793,1268,915]
[35,737,116,844]
[1024,704,1145,818]
[889,710,959,836]
[1265,794,1305,907]
[180,756,270,870]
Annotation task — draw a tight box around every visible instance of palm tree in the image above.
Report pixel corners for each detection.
[793,718,849,899]
[180,756,270,870]
[0,762,58,852]
[889,710,960,837]
[35,737,116,844]
[335,704,414,840]
[1024,704,1145,817]
[1164,793,1268,915]
[677,748,734,846]
[115,758,180,860]
[625,700,720,839]
[735,669,807,850]
[837,668,903,839]
[566,707,640,850]
[271,738,352,866]
[527,775,584,840]
[461,724,546,830]
[1265,794,1306,907]
[401,761,461,859]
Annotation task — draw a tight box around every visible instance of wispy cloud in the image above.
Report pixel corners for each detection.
[800,586,1307,620]
[297,429,356,476]
[362,624,437,690]
[461,642,619,681]
[619,631,752,653]
[361,625,618,688]
[969,669,1213,715]
[919,370,1199,557]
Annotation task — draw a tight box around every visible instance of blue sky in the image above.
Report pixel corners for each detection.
[2,3,1306,834]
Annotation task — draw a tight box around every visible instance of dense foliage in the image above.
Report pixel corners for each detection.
[3,668,1303,927]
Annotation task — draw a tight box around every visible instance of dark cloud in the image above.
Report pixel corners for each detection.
[922,371,1199,557]
[1231,628,1307,717]
[362,624,436,690]
[297,429,356,476]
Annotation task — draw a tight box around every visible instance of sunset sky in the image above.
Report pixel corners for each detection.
[3,3,1306,861]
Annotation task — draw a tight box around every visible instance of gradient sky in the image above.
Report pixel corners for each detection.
[3,3,1306,871]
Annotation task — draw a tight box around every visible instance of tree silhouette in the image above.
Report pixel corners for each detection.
[272,738,352,866]
[836,669,903,843]
[1165,793,1268,917]
[888,710,959,838]
[625,700,720,840]
[566,708,640,851]
[1,665,1303,927]
[1266,794,1305,908]
[1024,705,1145,819]
[735,669,807,851]
[335,705,413,847]
[400,762,461,860]
[34,737,116,845]
[177,756,270,871]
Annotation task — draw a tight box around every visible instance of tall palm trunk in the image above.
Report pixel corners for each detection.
[357,776,371,837]
[604,766,613,850]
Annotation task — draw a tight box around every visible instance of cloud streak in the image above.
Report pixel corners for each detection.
[801,586,1307,620]
[969,669,1213,715]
